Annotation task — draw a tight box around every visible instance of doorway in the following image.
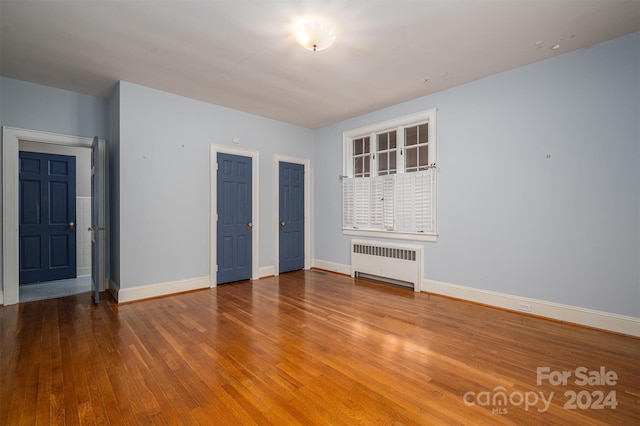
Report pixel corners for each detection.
[278,161,304,273]
[17,146,89,302]
[2,127,107,306]
[209,145,259,287]
[274,155,311,276]
[216,152,253,284]
[19,150,77,282]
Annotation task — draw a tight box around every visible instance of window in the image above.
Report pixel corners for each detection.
[342,109,437,242]
[352,136,371,177]
[404,124,429,173]
[377,130,397,176]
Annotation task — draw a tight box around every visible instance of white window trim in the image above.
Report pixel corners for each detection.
[343,228,438,243]
[342,109,438,242]
[343,109,437,178]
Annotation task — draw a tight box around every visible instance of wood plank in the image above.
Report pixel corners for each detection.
[1,270,638,425]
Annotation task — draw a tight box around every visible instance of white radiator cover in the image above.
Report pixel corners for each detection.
[351,239,423,292]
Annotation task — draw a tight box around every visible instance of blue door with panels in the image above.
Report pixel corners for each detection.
[217,153,252,284]
[279,161,304,273]
[19,151,76,284]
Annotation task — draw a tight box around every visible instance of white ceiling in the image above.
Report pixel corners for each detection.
[1,1,639,129]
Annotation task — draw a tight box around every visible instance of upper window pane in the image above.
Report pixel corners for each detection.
[354,138,363,155]
[378,152,388,174]
[418,123,428,144]
[406,146,417,170]
[405,124,428,171]
[353,136,371,177]
[389,151,397,173]
[406,124,427,147]
[354,157,363,176]
[419,145,428,167]
[377,130,397,176]
[405,126,417,146]
[378,133,388,151]
[354,137,371,154]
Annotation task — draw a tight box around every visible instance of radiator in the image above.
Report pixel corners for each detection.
[351,240,423,292]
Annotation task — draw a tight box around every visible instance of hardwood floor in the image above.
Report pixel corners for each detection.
[1,270,639,425]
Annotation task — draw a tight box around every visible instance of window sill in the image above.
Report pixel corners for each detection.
[342,228,438,242]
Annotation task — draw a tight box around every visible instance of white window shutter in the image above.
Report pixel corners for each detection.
[354,178,371,228]
[394,173,415,232]
[414,170,434,233]
[342,178,354,228]
[370,177,384,229]
[345,172,435,235]
[383,176,395,230]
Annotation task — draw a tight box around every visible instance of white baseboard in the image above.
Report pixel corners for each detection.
[0,290,3,305]
[310,259,639,337]
[104,262,639,337]
[113,276,210,304]
[424,279,640,337]
[312,259,351,276]
[77,267,91,277]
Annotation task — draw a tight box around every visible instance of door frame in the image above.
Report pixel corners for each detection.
[2,126,106,305]
[209,145,259,287]
[273,154,311,276]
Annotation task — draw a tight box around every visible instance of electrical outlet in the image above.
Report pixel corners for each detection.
[518,303,532,313]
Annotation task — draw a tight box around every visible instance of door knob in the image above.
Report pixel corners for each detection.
[279,220,285,230]
[69,221,75,232]
[247,221,253,231]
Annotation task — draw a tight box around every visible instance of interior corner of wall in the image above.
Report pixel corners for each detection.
[107,277,119,303]
[108,277,120,292]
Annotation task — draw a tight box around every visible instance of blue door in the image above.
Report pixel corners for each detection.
[19,151,76,284]
[217,153,252,284]
[279,161,304,273]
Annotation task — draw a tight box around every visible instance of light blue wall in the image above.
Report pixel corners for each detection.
[0,77,108,138]
[117,81,314,288]
[313,32,640,317]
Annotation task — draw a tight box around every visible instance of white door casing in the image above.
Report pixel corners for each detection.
[2,127,107,305]
[209,144,259,287]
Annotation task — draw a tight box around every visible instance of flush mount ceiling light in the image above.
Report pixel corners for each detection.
[294,19,335,52]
